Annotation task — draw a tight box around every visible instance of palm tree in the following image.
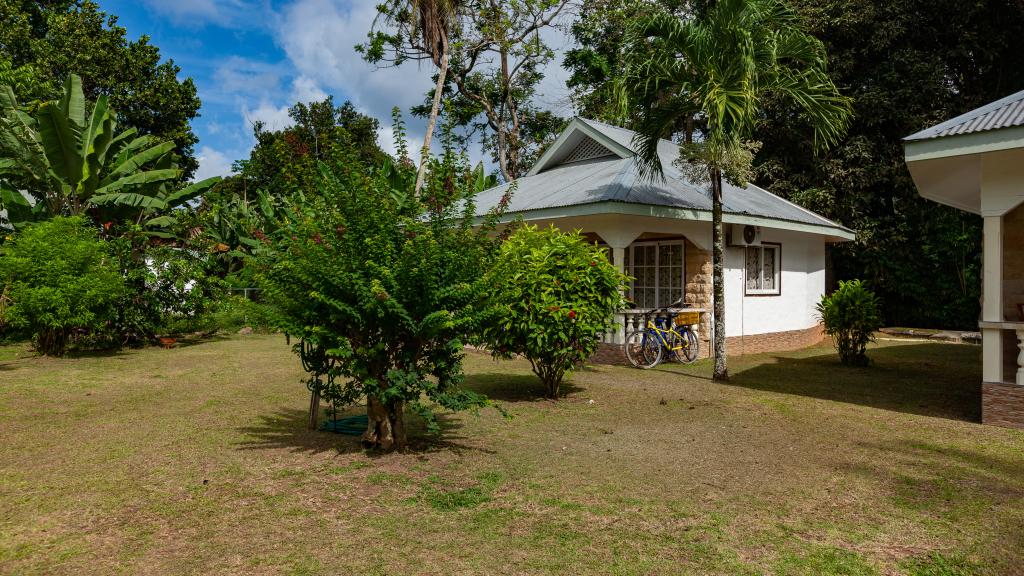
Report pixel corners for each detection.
[619,0,852,381]
[377,0,460,196]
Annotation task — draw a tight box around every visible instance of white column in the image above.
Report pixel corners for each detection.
[982,215,1005,383]
[612,245,627,344]
[1017,330,1024,386]
[982,215,1004,322]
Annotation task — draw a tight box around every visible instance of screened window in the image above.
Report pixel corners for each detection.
[745,244,781,295]
[623,241,685,308]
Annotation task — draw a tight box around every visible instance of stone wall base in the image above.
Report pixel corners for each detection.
[590,324,825,366]
[982,382,1024,429]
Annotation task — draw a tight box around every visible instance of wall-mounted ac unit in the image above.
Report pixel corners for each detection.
[727,224,762,247]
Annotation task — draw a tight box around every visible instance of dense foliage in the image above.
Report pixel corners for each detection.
[0,75,217,231]
[0,216,123,355]
[0,0,202,176]
[816,279,883,366]
[754,0,1024,329]
[258,137,502,450]
[482,226,627,398]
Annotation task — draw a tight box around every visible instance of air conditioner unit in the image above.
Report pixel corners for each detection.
[727,224,762,247]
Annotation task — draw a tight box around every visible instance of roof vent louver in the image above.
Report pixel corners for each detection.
[561,136,615,164]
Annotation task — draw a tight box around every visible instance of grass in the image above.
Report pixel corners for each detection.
[1,335,1022,574]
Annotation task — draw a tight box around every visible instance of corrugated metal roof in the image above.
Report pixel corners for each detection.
[905,89,1024,141]
[473,118,849,232]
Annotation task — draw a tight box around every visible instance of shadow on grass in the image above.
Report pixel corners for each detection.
[726,342,982,422]
[463,372,585,402]
[235,406,494,457]
[836,437,1024,570]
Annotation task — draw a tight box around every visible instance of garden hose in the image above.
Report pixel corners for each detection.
[320,414,368,436]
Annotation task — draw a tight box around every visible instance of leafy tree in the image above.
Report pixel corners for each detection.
[0,75,217,229]
[481,225,627,398]
[619,0,852,381]
[754,0,1024,329]
[0,0,202,176]
[363,0,570,181]
[816,279,882,366]
[214,97,386,205]
[257,130,502,451]
[0,216,123,355]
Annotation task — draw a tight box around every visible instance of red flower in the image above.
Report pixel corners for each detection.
[589,261,596,266]
[568,310,577,319]
[312,233,323,245]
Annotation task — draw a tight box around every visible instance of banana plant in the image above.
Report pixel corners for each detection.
[0,75,200,229]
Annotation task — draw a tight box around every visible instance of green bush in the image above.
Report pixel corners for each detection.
[481,225,628,398]
[816,279,883,366]
[257,143,500,451]
[0,217,124,355]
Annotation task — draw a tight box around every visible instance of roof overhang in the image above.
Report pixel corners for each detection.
[904,125,1024,215]
[475,200,856,242]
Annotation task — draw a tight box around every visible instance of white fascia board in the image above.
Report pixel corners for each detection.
[477,201,856,241]
[904,125,1024,163]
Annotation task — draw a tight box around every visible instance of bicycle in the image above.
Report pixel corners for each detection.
[624,300,701,369]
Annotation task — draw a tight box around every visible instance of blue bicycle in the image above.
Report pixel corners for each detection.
[624,300,701,369]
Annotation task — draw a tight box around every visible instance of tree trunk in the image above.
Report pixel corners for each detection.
[362,395,407,451]
[711,168,728,381]
[415,45,449,197]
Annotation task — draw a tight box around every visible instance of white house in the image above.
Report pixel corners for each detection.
[904,90,1024,428]
[472,118,855,359]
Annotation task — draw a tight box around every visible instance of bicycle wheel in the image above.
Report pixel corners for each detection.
[680,328,700,363]
[625,330,662,369]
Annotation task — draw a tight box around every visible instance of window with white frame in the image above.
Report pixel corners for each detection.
[623,240,685,308]
[745,244,781,295]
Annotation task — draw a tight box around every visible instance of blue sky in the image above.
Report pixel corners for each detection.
[96,0,574,180]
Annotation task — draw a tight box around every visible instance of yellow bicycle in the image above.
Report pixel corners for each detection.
[624,301,700,369]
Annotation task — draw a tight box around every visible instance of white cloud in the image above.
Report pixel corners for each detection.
[290,75,328,103]
[194,145,236,181]
[275,0,434,123]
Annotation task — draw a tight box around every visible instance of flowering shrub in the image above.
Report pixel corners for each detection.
[481,226,628,398]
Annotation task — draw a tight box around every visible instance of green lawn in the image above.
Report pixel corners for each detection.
[1,335,1022,575]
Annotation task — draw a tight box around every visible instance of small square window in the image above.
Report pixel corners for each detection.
[745,244,781,295]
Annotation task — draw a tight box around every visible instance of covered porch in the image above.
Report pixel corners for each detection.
[905,91,1024,427]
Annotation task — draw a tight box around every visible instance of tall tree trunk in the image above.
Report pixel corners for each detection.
[711,168,728,381]
[415,45,449,197]
[363,395,407,451]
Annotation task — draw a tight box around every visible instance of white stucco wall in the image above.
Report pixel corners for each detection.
[723,228,826,337]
